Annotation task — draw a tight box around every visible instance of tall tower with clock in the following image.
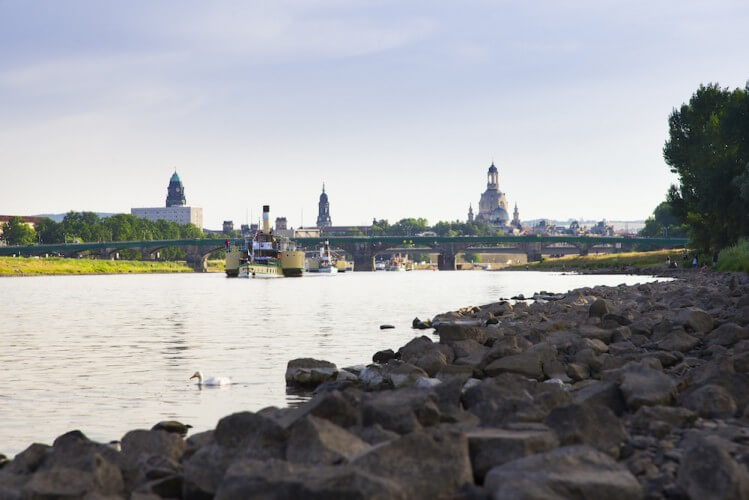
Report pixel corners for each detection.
[166,170,187,207]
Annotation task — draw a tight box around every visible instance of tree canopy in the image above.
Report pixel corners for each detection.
[0,217,36,245]
[662,82,749,251]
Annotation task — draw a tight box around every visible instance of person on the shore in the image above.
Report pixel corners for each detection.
[692,256,698,268]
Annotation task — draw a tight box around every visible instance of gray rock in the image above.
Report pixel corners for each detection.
[216,459,408,500]
[437,324,488,344]
[285,358,338,389]
[414,349,448,377]
[618,363,676,410]
[484,445,643,500]
[484,351,543,379]
[466,426,559,482]
[352,430,473,499]
[286,415,370,465]
[358,365,387,390]
[630,406,696,431]
[362,388,440,434]
[121,429,186,463]
[678,307,714,334]
[348,424,400,445]
[279,390,360,429]
[452,339,490,367]
[373,349,396,364]
[677,435,749,500]
[214,411,288,458]
[706,322,748,347]
[681,384,738,418]
[656,329,699,352]
[589,298,611,318]
[544,403,627,458]
[383,361,429,389]
[151,420,192,437]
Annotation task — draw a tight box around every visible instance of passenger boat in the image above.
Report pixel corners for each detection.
[224,205,304,278]
[307,240,338,274]
[386,253,409,272]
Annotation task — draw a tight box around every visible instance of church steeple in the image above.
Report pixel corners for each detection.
[316,183,332,228]
[487,162,499,189]
[468,204,474,223]
[512,203,521,228]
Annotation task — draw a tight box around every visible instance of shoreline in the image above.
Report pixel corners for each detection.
[1,270,748,498]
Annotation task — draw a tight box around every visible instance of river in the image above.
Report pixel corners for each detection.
[0,271,662,455]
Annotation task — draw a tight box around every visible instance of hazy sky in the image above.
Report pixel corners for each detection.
[1,1,747,228]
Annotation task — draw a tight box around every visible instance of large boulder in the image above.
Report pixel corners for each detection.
[680,384,738,418]
[573,380,626,416]
[285,358,338,389]
[278,390,360,429]
[436,324,488,344]
[397,337,453,377]
[121,429,186,463]
[214,411,288,458]
[677,435,749,500]
[361,388,440,434]
[383,361,429,389]
[451,339,489,368]
[466,426,559,483]
[351,430,473,499]
[484,445,643,500]
[589,298,611,318]
[656,329,699,352]
[215,459,408,500]
[484,351,544,379]
[544,403,627,458]
[618,363,677,410]
[678,307,714,334]
[286,415,370,465]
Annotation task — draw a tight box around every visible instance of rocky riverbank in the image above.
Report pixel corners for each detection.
[1,271,748,499]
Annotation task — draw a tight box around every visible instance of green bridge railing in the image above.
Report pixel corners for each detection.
[0,235,689,257]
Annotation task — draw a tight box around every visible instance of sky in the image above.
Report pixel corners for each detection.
[1,1,747,229]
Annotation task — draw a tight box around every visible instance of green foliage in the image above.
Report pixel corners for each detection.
[639,201,689,238]
[663,83,749,252]
[716,239,749,272]
[1,217,36,245]
[432,220,499,236]
[464,253,481,263]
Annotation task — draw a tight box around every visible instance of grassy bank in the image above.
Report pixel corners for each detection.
[206,259,225,273]
[508,249,686,271]
[0,257,194,276]
[717,239,749,272]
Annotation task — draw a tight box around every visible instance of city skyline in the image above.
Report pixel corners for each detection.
[2,1,748,228]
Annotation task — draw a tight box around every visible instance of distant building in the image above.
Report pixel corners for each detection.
[473,162,512,229]
[223,220,234,234]
[275,217,288,231]
[131,171,203,228]
[467,204,474,223]
[240,224,251,237]
[316,184,332,228]
[590,219,615,236]
[0,215,42,243]
[511,203,521,229]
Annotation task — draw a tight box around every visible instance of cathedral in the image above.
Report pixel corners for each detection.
[469,162,521,230]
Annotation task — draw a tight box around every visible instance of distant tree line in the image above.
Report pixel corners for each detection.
[1,212,206,260]
[367,218,503,237]
[640,82,749,253]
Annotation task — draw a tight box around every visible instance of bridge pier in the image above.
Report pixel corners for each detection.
[437,252,456,271]
[353,254,375,272]
[522,242,543,262]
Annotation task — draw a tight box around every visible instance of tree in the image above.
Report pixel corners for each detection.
[1,217,36,245]
[34,217,61,244]
[639,201,689,238]
[663,83,749,251]
[464,253,481,263]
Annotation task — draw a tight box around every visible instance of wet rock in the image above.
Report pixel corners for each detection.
[544,403,627,458]
[681,384,738,418]
[678,307,714,334]
[466,426,559,483]
[436,324,488,344]
[373,349,396,364]
[677,435,749,500]
[397,336,453,377]
[358,364,387,390]
[484,445,643,500]
[352,430,473,499]
[412,317,432,329]
[285,358,338,389]
[618,362,676,410]
[362,388,440,434]
[151,420,192,437]
[383,361,429,389]
[286,415,370,465]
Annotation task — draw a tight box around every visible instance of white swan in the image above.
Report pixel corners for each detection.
[190,370,232,386]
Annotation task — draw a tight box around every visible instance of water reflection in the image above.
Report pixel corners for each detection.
[0,271,664,455]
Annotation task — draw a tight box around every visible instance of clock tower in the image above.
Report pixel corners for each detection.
[166,170,186,207]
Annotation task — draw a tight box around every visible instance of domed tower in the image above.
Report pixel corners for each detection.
[467,204,474,223]
[476,161,508,225]
[316,183,332,228]
[166,171,186,207]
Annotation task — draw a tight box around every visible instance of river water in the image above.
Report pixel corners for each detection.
[0,271,661,455]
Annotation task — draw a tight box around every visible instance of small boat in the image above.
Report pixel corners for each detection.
[386,253,408,272]
[225,205,304,278]
[307,240,338,274]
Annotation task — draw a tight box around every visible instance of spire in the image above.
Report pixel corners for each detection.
[322,182,326,194]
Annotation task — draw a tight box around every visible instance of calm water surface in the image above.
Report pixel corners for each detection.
[0,271,661,455]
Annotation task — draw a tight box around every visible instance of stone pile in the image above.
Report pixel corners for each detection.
[1,271,748,499]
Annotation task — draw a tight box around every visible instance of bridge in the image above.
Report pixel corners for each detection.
[0,235,688,272]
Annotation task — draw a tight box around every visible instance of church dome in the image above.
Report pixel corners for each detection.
[488,162,498,174]
[489,206,509,224]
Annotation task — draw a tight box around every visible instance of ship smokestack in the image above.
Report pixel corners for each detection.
[262,205,270,233]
